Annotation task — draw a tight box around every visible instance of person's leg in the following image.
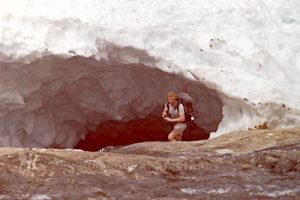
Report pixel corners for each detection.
[168,131,177,141]
[171,123,187,142]
[174,132,183,141]
[168,130,183,142]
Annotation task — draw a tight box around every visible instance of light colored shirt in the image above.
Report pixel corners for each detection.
[166,103,184,119]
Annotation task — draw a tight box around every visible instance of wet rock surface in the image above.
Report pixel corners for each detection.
[1,128,300,199]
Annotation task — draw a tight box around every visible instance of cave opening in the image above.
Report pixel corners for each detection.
[64,57,224,151]
[0,54,223,150]
[74,111,210,151]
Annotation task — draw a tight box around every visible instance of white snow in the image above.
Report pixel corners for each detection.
[254,189,299,198]
[127,164,138,173]
[0,0,300,147]
[215,148,234,155]
[31,194,51,200]
[181,187,231,195]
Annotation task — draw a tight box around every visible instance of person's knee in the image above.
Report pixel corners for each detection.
[168,132,175,141]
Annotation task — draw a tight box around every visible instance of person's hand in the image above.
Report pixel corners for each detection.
[162,112,167,118]
[164,117,172,122]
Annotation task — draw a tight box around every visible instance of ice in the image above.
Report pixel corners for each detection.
[127,165,138,173]
[215,149,234,155]
[181,188,231,195]
[31,194,51,200]
[181,188,198,195]
[255,189,299,198]
[0,0,299,147]
[0,57,222,147]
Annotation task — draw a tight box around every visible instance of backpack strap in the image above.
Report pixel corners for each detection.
[167,101,186,117]
[166,101,181,114]
[175,101,180,112]
[166,102,170,112]
[175,101,185,115]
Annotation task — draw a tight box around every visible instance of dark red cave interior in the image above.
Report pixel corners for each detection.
[75,115,209,151]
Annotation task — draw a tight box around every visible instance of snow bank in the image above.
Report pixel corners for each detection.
[0,0,299,147]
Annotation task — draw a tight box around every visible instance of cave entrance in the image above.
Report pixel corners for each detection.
[74,112,210,151]
[1,55,223,150]
[62,57,223,151]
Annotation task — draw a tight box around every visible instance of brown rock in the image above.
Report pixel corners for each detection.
[0,127,300,199]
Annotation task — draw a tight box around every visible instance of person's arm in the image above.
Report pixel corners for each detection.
[165,104,185,122]
[162,103,168,118]
[167,115,185,123]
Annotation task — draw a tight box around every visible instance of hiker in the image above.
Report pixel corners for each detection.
[162,91,187,141]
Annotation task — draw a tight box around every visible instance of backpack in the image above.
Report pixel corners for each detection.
[166,92,196,123]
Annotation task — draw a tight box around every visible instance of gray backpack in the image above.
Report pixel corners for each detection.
[166,92,195,123]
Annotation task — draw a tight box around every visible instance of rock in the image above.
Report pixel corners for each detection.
[0,128,300,199]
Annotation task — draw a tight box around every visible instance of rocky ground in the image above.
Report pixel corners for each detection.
[0,128,300,200]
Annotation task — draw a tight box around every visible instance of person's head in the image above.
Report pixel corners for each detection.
[167,91,177,105]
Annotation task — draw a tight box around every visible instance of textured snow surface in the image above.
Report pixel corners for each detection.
[0,0,299,147]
